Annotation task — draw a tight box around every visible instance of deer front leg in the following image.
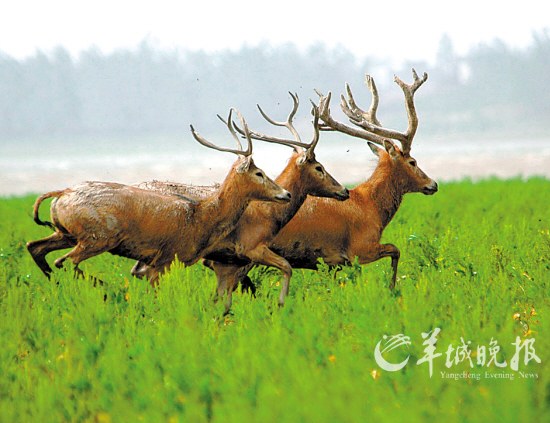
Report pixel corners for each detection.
[354,242,400,290]
[209,262,245,315]
[239,273,257,296]
[245,244,292,307]
[380,243,400,290]
[143,262,170,288]
[131,261,150,279]
[205,258,256,297]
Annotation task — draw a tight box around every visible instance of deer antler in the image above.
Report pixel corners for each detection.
[315,90,388,146]
[257,92,302,144]
[393,69,428,155]
[191,108,253,157]
[341,74,381,127]
[227,92,321,153]
[317,69,428,156]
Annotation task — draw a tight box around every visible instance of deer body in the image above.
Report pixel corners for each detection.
[270,141,437,289]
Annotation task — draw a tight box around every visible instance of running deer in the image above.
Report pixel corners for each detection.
[265,69,438,290]
[26,110,291,285]
[133,94,350,313]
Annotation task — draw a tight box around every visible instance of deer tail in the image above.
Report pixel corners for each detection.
[32,190,65,229]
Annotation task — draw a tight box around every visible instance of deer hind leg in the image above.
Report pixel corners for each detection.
[27,231,74,278]
[53,241,113,281]
[355,243,400,290]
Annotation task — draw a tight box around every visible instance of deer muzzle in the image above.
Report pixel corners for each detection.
[334,187,350,201]
[275,190,292,203]
[422,181,438,195]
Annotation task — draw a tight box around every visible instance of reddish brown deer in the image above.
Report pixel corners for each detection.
[266,69,438,290]
[26,110,291,285]
[133,94,350,313]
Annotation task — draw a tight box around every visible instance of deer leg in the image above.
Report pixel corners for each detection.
[53,242,111,279]
[384,244,401,290]
[204,258,258,297]
[240,275,256,295]
[355,243,400,290]
[245,244,292,307]
[143,266,161,287]
[207,262,243,315]
[202,259,215,270]
[130,261,150,279]
[373,243,400,290]
[27,232,74,278]
[237,265,256,296]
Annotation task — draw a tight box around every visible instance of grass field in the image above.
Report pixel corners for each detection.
[0,178,548,422]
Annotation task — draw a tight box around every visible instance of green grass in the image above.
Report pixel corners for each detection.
[0,178,549,422]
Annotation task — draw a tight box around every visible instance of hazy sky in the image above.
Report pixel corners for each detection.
[1,0,548,63]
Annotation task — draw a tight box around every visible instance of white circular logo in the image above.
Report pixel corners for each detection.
[374,334,411,372]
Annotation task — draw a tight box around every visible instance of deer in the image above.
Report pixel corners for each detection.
[26,110,292,285]
[157,70,437,296]
[264,69,438,290]
[132,93,350,313]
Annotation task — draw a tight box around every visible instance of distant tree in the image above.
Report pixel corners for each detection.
[0,36,549,140]
[523,29,550,127]
[436,34,460,85]
[0,53,23,134]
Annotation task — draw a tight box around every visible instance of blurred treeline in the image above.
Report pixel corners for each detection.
[0,31,549,140]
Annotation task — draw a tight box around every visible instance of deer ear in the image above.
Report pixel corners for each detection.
[383,140,400,159]
[296,150,311,165]
[368,142,381,157]
[236,156,252,173]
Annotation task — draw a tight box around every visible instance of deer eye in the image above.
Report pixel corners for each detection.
[255,171,264,178]
[315,165,324,173]
[408,160,417,167]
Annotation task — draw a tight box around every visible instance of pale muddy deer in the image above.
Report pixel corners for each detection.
[26,110,291,285]
[133,93,350,313]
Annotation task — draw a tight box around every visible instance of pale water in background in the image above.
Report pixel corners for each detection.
[1,135,549,196]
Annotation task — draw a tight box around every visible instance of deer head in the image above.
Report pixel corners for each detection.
[191,109,292,203]
[368,140,438,195]
[316,69,438,196]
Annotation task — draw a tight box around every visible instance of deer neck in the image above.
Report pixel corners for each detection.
[364,161,405,228]
[269,165,309,228]
[198,179,251,240]
[243,164,307,234]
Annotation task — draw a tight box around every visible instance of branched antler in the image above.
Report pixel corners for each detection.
[393,69,428,154]
[316,69,428,156]
[191,108,253,157]
[225,92,321,154]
